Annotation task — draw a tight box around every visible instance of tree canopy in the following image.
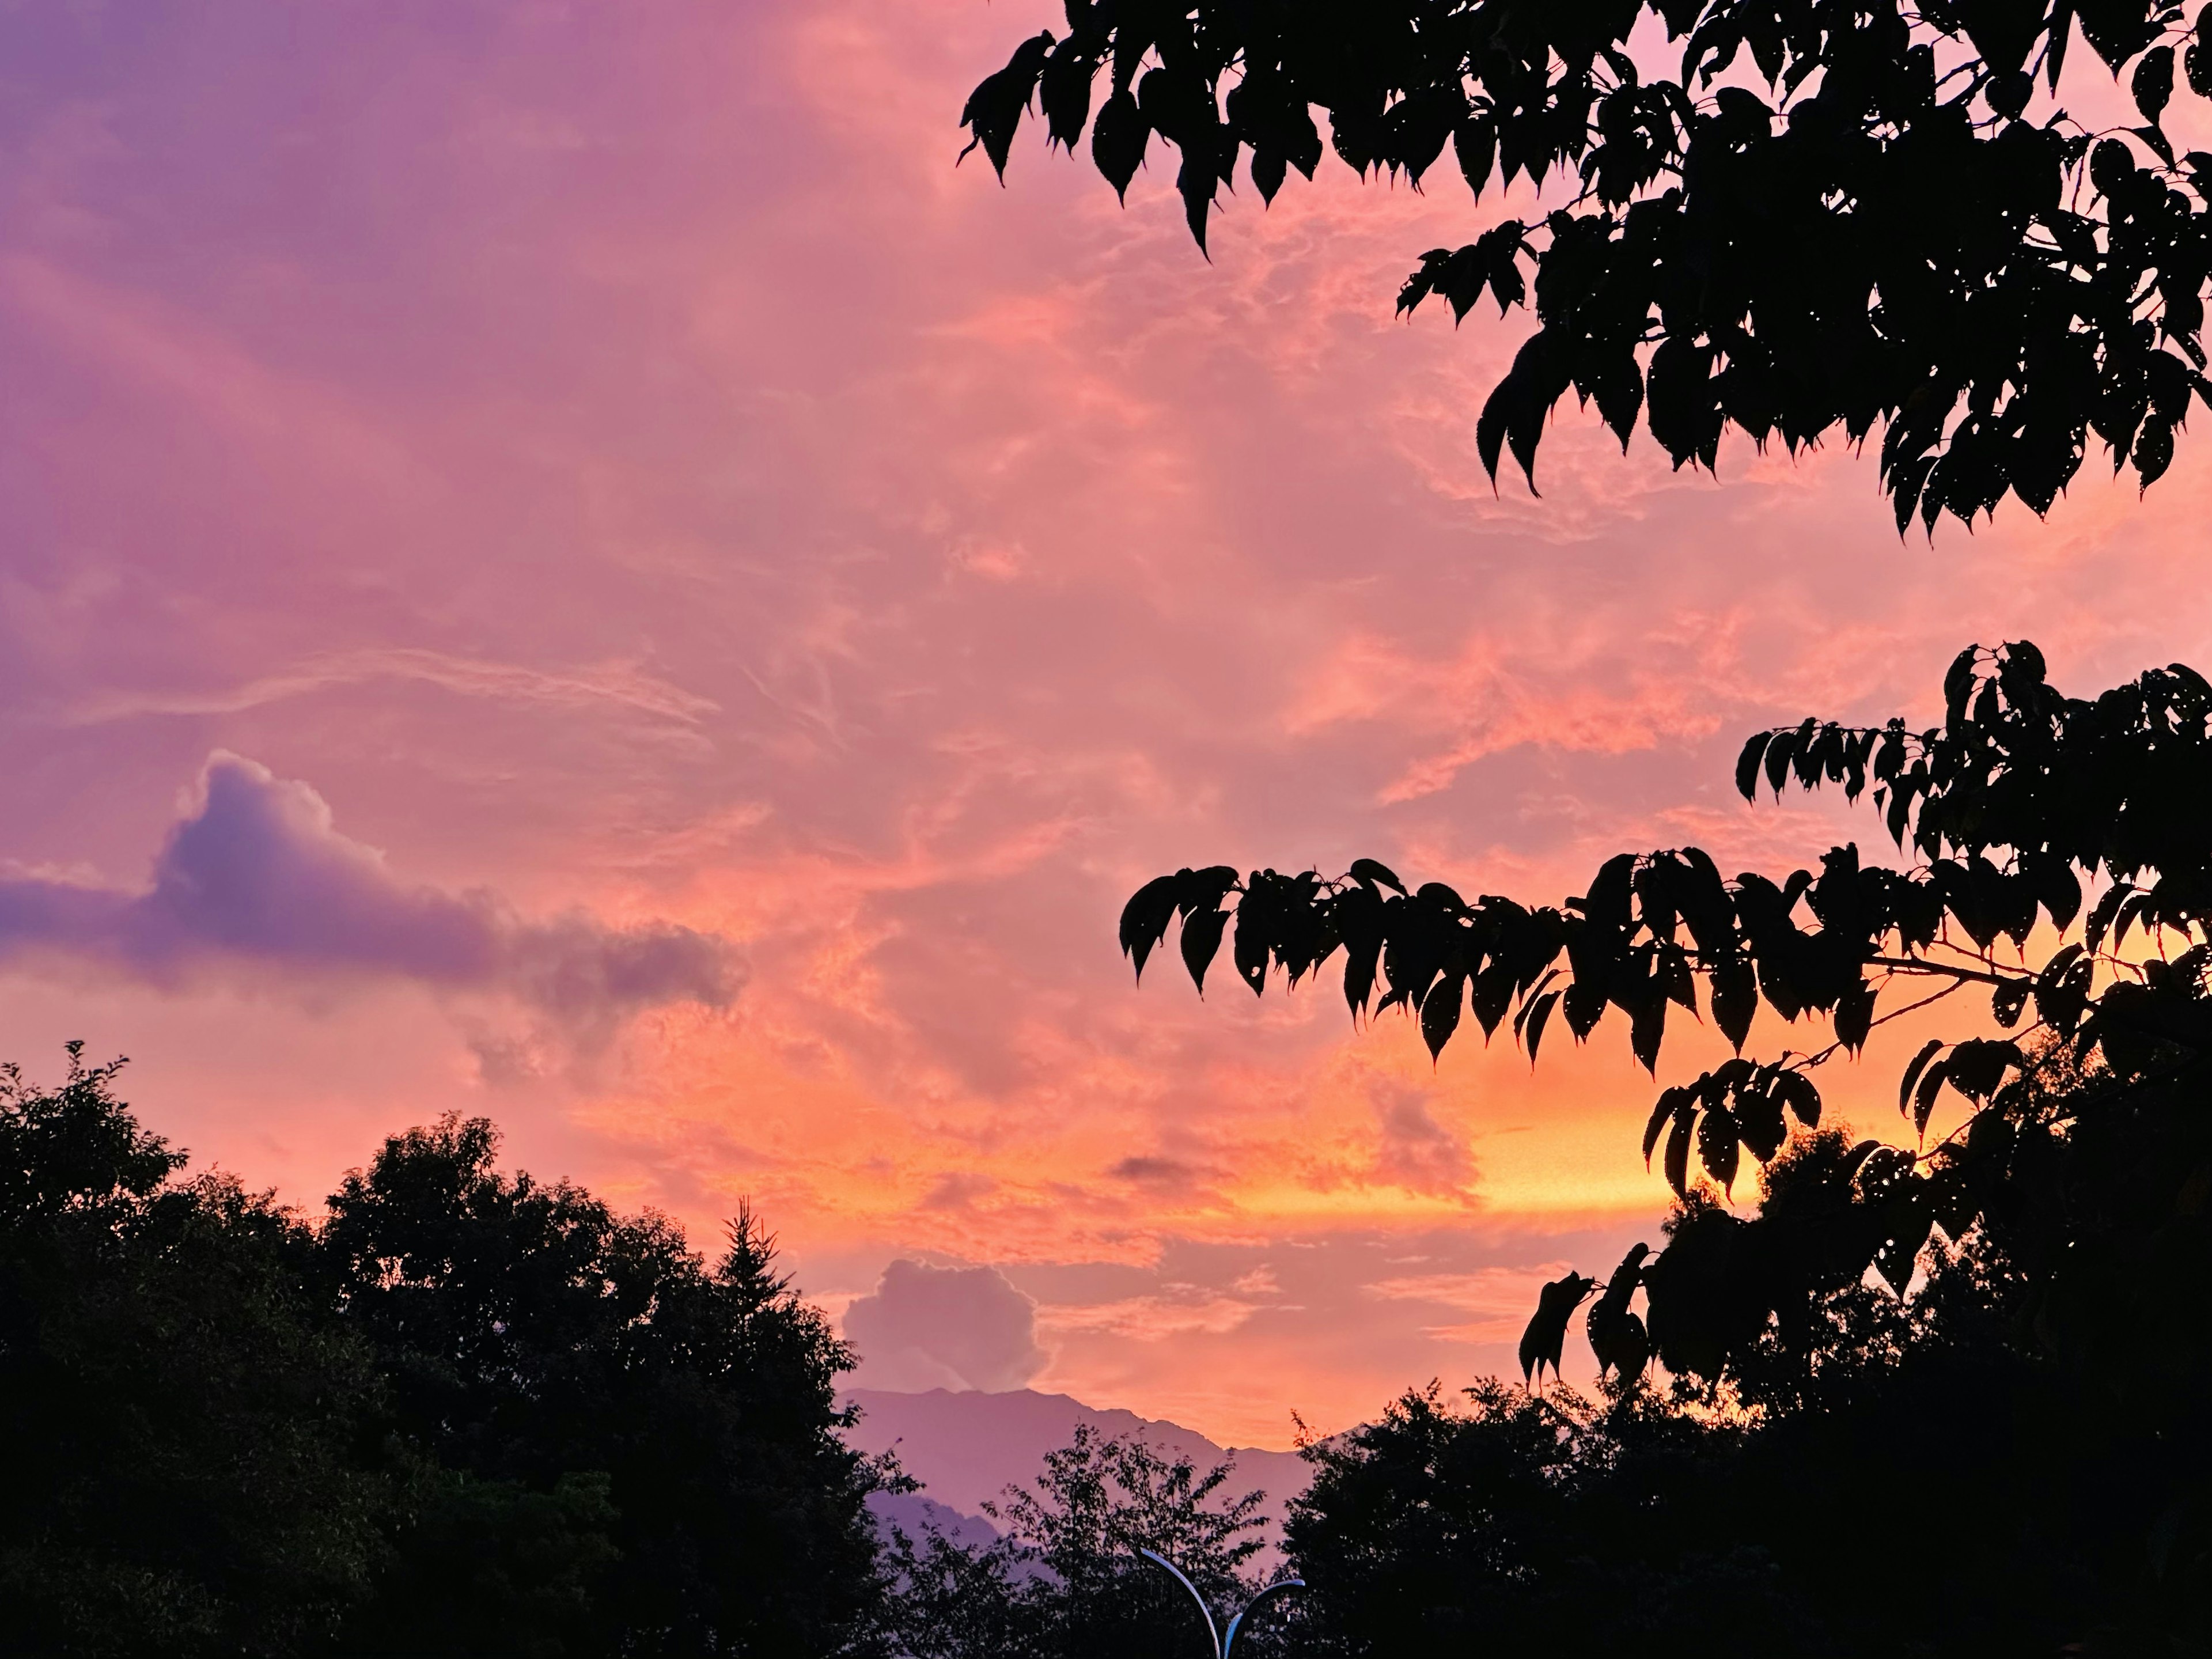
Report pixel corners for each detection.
[885,1423,1289,1659]
[0,1059,898,1659]
[0,1050,388,1659]
[965,0,2212,526]
[1285,1225,2198,1657]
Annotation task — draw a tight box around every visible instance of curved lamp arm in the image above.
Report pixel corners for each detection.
[1139,1547,1221,1659]
[1224,1577,1308,1658]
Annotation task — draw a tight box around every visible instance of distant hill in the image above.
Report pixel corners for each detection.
[843,1387,1312,1547]
[865,1488,1001,1549]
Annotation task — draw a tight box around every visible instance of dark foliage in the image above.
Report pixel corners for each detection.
[1120,641,2212,1647]
[885,1425,1293,1658]
[323,1113,889,1657]
[967,1,2212,525]
[0,1058,896,1658]
[1286,1154,2202,1657]
[0,1048,389,1659]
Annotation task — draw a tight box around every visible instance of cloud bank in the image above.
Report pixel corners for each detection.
[0,754,740,1025]
[7,0,2212,1442]
[843,1259,1049,1393]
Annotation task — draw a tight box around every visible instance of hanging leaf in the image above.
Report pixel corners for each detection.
[1421,972,1465,1058]
[1664,1105,1696,1196]
[1120,876,1182,980]
[1897,1039,1945,1118]
[1585,1243,1652,1378]
[1518,1272,1595,1385]
[1520,987,1562,1063]
[1912,1057,1950,1137]
[1645,1086,1690,1164]
[1696,1105,1741,1193]
[1180,907,1229,995]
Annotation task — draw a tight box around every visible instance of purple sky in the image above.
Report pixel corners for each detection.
[1,0,2207,1443]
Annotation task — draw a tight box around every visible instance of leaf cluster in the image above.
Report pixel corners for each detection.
[1120,641,2212,1393]
[967,0,2212,524]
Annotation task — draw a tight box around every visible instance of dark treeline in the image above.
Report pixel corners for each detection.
[0,1046,1279,1658]
[0,1047,884,1658]
[909,1057,2210,1658]
[1284,1089,2210,1658]
[7,1040,2205,1656]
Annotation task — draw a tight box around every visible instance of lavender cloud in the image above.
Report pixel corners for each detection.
[0,753,741,1023]
[843,1259,1048,1393]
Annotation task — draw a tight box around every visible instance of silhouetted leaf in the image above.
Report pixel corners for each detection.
[1898,1039,1944,1119]
[1421,973,1464,1058]
[1349,858,1407,895]
[1697,1105,1741,1192]
[1736,730,1773,802]
[1585,1243,1650,1378]
[1120,876,1181,982]
[1645,1086,1688,1165]
[1521,987,1562,1063]
[1180,907,1229,995]
[1664,1105,1695,1196]
[1519,1272,1594,1385]
[2135,45,2176,125]
[1834,980,1875,1052]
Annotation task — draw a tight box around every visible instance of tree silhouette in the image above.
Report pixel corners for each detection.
[965,1,2212,525]
[1286,1258,2198,1658]
[323,1113,891,1658]
[1118,643,2212,1408]
[885,1425,1282,1658]
[0,1064,904,1659]
[1115,643,2212,1646]
[0,1050,391,1659]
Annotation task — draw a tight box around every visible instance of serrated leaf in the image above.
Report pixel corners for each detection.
[1834,979,1875,1052]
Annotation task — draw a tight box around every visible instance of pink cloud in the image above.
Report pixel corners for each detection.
[1,0,2211,1443]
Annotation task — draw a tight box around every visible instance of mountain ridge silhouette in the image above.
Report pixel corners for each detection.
[844,1387,1310,1546]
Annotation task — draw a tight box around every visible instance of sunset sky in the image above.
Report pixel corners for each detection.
[3,0,2210,1449]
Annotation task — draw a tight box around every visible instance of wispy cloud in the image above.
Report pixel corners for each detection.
[65,648,719,728]
[0,0,2207,1446]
